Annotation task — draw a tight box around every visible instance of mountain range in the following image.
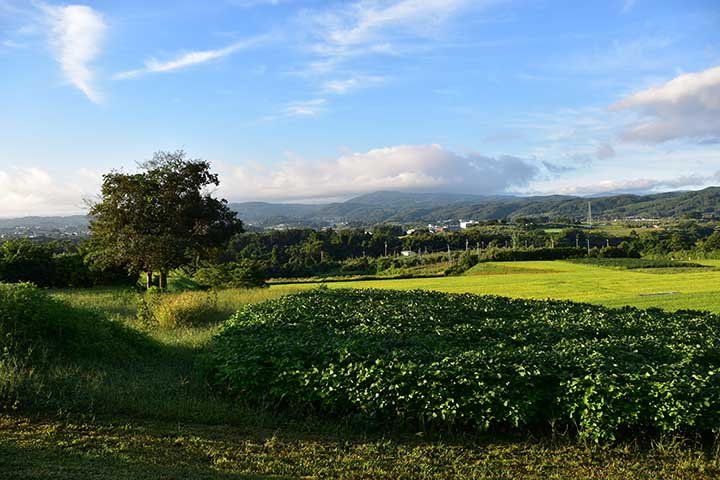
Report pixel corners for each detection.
[230,187,720,227]
[2,188,719,232]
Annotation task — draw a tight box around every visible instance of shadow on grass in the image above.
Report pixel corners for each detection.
[0,442,287,480]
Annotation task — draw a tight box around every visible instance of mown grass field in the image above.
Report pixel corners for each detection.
[312,260,720,313]
[4,260,720,478]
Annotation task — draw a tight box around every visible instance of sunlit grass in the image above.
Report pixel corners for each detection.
[304,260,720,313]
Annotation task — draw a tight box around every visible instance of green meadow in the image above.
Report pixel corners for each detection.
[310,260,720,313]
[4,260,720,479]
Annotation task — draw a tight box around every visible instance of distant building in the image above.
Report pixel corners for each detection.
[460,220,478,229]
[400,250,417,257]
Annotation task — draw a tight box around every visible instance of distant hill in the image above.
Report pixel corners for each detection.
[1,188,718,233]
[229,187,720,226]
[0,215,89,229]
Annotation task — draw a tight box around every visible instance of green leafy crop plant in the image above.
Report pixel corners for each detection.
[209,288,720,443]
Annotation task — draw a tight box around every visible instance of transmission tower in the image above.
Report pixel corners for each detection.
[587,201,593,226]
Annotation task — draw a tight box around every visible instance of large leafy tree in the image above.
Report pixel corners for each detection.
[88,150,242,289]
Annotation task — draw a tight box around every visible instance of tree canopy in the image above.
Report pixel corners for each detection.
[88,150,242,288]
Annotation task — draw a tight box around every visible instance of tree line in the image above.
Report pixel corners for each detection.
[1,151,719,288]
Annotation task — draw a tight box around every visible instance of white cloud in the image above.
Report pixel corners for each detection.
[114,36,266,79]
[283,98,327,117]
[322,74,386,94]
[45,4,106,103]
[0,167,101,217]
[219,144,539,201]
[555,172,720,196]
[1,39,25,49]
[621,0,636,13]
[611,64,720,143]
[303,0,486,74]
[319,0,474,47]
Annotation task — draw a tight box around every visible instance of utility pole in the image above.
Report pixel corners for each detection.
[587,202,593,226]
[447,244,452,263]
[384,241,388,257]
[466,238,469,251]
[586,238,591,255]
[576,234,579,248]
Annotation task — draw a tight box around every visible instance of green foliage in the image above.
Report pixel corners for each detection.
[209,288,720,442]
[568,258,704,269]
[0,283,149,361]
[477,247,586,262]
[194,261,267,289]
[0,239,136,288]
[0,283,153,409]
[445,251,479,275]
[137,290,225,328]
[88,150,243,288]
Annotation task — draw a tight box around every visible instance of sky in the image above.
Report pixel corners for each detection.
[1,0,719,216]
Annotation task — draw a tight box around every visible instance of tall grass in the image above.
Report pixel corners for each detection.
[1,284,307,423]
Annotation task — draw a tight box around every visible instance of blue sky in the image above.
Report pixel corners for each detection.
[1,0,719,216]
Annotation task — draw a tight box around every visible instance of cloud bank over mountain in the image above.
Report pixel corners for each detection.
[220,144,539,202]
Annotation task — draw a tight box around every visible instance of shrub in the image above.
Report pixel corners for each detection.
[568,258,704,269]
[138,290,225,328]
[478,247,585,262]
[445,252,479,275]
[194,261,266,289]
[209,288,720,443]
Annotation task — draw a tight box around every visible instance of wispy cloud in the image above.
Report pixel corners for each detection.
[322,74,386,94]
[45,4,106,103]
[317,0,475,48]
[283,98,327,117]
[302,0,487,74]
[621,0,636,13]
[1,39,26,49]
[226,0,289,6]
[114,36,267,79]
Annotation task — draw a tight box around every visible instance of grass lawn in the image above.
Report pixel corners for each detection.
[2,413,719,479]
[309,260,720,313]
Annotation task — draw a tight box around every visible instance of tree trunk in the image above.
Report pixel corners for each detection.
[146,271,153,290]
[159,271,167,290]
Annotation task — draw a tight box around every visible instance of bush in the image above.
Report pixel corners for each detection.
[138,290,225,328]
[478,247,585,262]
[194,261,266,289]
[209,288,720,442]
[445,252,479,275]
[568,258,704,269]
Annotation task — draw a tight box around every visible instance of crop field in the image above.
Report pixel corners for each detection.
[4,260,720,479]
[309,260,720,313]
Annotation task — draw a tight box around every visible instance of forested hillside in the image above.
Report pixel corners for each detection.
[229,187,720,226]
